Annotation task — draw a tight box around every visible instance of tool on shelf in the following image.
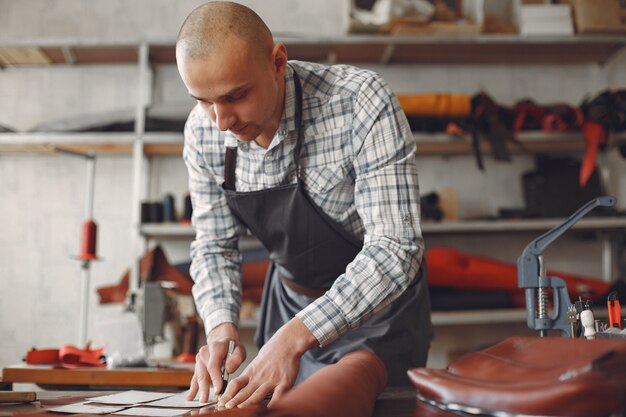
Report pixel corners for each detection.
[608,290,622,329]
[517,195,616,337]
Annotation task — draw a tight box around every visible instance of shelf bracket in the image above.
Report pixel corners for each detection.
[380,43,395,65]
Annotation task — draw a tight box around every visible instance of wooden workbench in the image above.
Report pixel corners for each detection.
[1,364,193,390]
[0,389,451,417]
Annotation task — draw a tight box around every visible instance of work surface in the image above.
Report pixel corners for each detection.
[0,390,455,417]
[2,365,194,390]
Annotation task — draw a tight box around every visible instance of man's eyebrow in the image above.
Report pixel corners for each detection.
[190,86,248,102]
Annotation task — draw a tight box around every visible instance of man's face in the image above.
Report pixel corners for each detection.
[177,39,283,144]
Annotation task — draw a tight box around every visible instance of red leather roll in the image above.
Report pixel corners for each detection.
[426,247,611,306]
[397,93,472,118]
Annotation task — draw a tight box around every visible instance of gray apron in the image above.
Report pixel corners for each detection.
[222,68,430,386]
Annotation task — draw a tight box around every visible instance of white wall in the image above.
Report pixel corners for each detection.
[1,0,626,372]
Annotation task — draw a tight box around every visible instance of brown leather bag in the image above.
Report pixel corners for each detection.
[408,336,626,417]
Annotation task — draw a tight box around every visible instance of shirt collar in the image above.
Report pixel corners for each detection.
[254,64,299,151]
[278,64,299,135]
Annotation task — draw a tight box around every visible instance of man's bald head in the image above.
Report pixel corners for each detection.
[177,1,274,61]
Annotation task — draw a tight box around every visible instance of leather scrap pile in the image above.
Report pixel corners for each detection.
[397,90,626,186]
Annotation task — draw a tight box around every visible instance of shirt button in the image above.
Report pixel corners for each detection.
[403,214,411,223]
[279,129,286,136]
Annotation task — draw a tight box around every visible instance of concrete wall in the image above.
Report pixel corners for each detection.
[0,0,349,42]
[1,0,626,373]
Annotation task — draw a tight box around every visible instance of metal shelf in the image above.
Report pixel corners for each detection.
[4,131,624,156]
[0,132,180,155]
[422,217,626,234]
[414,132,626,155]
[140,216,626,240]
[2,34,625,66]
[231,309,538,328]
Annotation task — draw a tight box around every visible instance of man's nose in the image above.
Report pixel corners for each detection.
[213,104,235,132]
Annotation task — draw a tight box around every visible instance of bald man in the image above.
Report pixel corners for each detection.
[177,1,431,409]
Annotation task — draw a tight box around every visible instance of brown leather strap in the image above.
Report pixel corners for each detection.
[278,272,329,298]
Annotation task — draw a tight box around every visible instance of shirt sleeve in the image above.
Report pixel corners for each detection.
[296,75,424,347]
[183,107,247,335]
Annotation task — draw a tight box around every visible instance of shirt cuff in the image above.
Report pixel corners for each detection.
[296,295,350,347]
[200,303,240,336]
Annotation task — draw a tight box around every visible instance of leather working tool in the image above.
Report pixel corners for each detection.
[220,340,235,396]
[517,196,616,337]
[580,309,596,339]
[607,290,622,329]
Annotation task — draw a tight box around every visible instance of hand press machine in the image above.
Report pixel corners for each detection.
[517,195,616,337]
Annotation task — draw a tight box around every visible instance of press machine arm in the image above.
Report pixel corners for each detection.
[517,196,616,337]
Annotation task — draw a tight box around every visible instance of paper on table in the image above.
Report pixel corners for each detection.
[144,391,214,408]
[49,403,128,414]
[87,390,174,405]
[114,407,192,417]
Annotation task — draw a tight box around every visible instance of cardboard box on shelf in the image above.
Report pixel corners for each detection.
[565,0,626,33]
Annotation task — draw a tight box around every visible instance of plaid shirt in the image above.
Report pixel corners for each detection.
[183,60,423,347]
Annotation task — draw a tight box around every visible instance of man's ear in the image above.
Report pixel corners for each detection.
[271,42,288,77]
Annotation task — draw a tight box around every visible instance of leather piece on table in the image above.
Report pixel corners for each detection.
[97,245,193,303]
[201,350,387,417]
[408,336,626,417]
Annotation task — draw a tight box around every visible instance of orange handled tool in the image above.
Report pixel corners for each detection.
[607,291,621,329]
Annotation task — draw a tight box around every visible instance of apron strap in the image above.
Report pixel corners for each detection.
[223,145,237,191]
[292,69,303,181]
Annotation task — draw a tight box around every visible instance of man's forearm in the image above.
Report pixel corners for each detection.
[279,317,319,356]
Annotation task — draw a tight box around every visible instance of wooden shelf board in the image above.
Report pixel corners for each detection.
[2,35,625,66]
[1,131,623,157]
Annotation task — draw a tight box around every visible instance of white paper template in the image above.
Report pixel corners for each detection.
[87,390,174,405]
[144,391,214,408]
[49,403,128,414]
[114,407,192,417]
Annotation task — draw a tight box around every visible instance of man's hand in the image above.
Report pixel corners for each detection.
[218,317,318,409]
[186,322,246,403]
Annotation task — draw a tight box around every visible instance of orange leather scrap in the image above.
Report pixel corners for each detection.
[580,120,606,187]
[426,247,611,307]
[397,93,472,118]
[25,344,105,368]
[201,350,387,417]
[97,245,193,304]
